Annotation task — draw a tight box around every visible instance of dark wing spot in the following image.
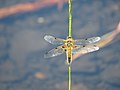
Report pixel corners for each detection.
[94,45,96,47]
[85,38,87,40]
[55,38,57,39]
[65,49,67,51]
[83,45,85,47]
[62,46,65,48]
[55,48,58,49]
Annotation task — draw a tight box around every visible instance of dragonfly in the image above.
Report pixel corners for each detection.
[44,35,101,65]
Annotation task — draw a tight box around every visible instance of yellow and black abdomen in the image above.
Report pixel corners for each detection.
[66,47,72,65]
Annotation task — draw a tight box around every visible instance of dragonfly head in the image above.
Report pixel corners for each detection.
[65,37,73,47]
[67,36,72,39]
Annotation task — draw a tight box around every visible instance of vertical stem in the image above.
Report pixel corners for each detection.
[68,0,72,90]
[68,65,71,90]
[68,0,72,37]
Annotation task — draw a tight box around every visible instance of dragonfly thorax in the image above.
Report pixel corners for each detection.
[67,42,73,47]
[64,40,73,47]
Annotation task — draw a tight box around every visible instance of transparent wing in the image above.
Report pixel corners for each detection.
[74,37,101,45]
[72,45,99,54]
[44,35,64,45]
[44,45,65,58]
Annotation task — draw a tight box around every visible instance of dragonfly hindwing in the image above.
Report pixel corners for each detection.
[44,45,65,58]
[72,45,99,54]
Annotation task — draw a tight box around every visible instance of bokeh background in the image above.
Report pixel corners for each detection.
[0,0,120,90]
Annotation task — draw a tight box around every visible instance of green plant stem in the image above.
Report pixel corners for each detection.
[68,0,72,37]
[68,0,72,90]
[68,65,71,90]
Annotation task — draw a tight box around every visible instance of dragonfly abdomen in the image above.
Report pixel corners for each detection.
[66,47,72,65]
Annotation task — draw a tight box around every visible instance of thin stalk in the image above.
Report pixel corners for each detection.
[68,0,72,90]
[68,65,71,90]
[68,0,72,37]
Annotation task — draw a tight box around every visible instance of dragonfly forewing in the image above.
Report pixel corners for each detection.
[44,35,64,45]
[74,37,101,45]
[44,45,65,58]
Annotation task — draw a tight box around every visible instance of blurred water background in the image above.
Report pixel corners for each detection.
[0,0,120,90]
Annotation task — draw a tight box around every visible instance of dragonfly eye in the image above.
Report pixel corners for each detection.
[67,37,72,39]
